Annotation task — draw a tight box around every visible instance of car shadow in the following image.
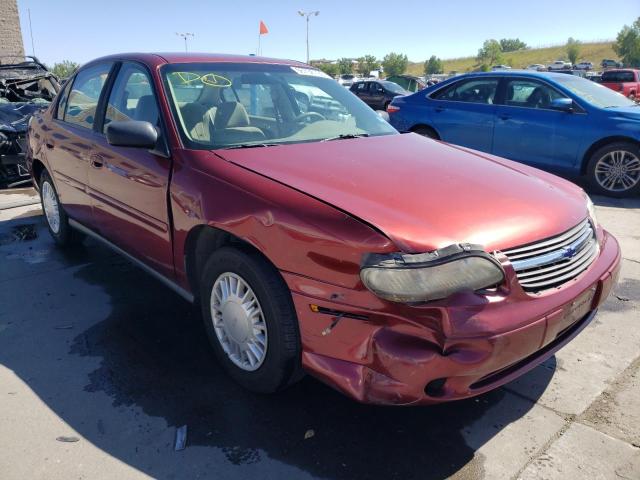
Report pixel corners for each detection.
[1,231,555,480]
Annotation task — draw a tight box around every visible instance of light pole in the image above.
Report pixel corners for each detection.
[297,10,319,64]
[175,32,194,52]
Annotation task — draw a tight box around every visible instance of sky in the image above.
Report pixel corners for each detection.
[16,0,640,67]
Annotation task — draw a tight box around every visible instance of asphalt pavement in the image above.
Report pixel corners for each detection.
[0,188,638,480]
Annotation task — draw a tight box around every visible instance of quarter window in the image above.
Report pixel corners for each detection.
[504,79,563,109]
[104,63,158,131]
[64,63,112,129]
[433,78,498,104]
[55,79,73,120]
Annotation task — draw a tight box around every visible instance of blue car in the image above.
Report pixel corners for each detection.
[388,71,640,197]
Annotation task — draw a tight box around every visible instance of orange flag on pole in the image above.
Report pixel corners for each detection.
[259,21,269,35]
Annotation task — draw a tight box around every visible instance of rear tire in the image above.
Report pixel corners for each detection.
[586,142,640,197]
[199,247,302,393]
[411,126,439,139]
[39,170,83,247]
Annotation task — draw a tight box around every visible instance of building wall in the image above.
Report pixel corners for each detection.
[0,0,25,58]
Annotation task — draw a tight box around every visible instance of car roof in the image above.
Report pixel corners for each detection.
[449,70,579,80]
[82,52,310,69]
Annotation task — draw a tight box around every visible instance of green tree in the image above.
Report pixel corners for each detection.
[51,60,80,79]
[317,63,339,77]
[614,17,640,67]
[424,55,444,75]
[566,37,581,65]
[381,52,408,76]
[476,39,504,68]
[356,55,380,75]
[499,38,527,52]
[337,58,353,75]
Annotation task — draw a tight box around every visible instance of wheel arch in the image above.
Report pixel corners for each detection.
[31,158,47,186]
[183,224,280,299]
[581,136,640,174]
[409,124,441,139]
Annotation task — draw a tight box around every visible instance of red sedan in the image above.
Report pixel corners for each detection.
[27,53,621,405]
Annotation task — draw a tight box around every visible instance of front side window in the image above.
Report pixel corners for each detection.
[104,63,158,131]
[433,78,498,104]
[504,79,563,109]
[162,63,396,149]
[65,63,112,129]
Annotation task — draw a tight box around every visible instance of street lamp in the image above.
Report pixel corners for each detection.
[297,10,319,64]
[175,32,195,52]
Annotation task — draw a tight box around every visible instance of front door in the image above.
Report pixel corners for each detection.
[492,77,585,172]
[88,62,174,276]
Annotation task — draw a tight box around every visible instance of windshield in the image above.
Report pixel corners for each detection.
[601,71,635,83]
[553,75,636,108]
[162,63,397,149]
[381,81,407,94]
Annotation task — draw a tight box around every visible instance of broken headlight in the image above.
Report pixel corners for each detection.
[360,244,505,303]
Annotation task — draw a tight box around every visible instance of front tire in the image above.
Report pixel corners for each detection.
[39,171,82,247]
[200,247,302,393]
[586,142,640,197]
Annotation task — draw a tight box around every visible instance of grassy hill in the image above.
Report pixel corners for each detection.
[406,41,618,75]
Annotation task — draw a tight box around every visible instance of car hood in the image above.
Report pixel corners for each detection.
[606,105,640,120]
[218,134,587,253]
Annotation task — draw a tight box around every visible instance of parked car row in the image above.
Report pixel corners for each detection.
[27,52,621,406]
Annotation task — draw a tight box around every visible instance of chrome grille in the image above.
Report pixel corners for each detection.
[501,220,599,293]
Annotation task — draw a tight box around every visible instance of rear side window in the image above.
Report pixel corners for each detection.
[601,71,635,83]
[65,63,113,129]
[433,78,498,104]
[104,63,158,131]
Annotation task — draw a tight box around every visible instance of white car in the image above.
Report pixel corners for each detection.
[548,60,572,70]
[575,62,594,71]
[526,64,546,71]
[337,74,359,87]
[491,65,512,71]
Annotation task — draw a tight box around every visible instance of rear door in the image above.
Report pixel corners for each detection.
[45,62,114,226]
[492,77,586,172]
[429,77,499,151]
[369,82,385,109]
[88,61,174,276]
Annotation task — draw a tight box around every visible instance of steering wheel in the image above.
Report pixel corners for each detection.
[295,112,326,123]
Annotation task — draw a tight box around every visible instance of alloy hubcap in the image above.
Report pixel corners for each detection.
[210,272,267,371]
[42,182,61,234]
[595,150,640,192]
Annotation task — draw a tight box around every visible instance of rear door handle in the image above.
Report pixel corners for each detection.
[89,154,104,169]
[45,143,54,149]
[435,107,446,113]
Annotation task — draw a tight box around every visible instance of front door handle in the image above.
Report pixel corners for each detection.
[498,114,511,120]
[45,142,54,149]
[89,154,104,169]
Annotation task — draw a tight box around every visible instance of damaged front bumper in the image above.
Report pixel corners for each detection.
[283,230,621,405]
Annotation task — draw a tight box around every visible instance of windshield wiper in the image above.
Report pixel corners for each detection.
[321,133,370,142]
[222,143,280,150]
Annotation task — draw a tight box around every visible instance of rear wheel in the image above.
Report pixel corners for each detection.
[586,142,640,197]
[411,126,439,139]
[39,171,82,247]
[200,247,302,393]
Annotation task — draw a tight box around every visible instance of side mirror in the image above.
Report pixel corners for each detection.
[377,110,390,122]
[105,120,158,148]
[550,98,574,113]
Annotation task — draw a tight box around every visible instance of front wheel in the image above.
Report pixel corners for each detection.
[586,142,640,197]
[200,247,302,393]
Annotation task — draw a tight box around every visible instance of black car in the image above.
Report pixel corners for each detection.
[350,80,407,110]
[0,56,60,188]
